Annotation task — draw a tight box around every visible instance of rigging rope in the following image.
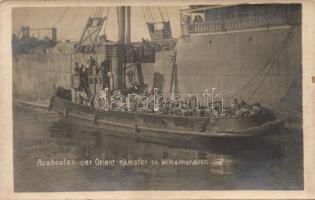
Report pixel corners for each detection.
[246,29,293,101]
[143,7,168,23]
[61,8,79,39]
[91,8,98,17]
[142,7,149,23]
[103,7,110,34]
[63,10,91,39]
[145,7,154,23]
[246,59,277,102]
[93,8,98,17]
[157,7,165,22]
[164,7,169,20]
[53,7,70,27]
[96,8,104,18]
[97,8,101,16]
[100,8,105,18]
[229,29,293,100]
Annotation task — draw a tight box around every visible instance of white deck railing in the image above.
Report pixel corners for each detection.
[187,13,300,34]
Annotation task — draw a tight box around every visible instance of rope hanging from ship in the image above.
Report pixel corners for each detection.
[143,7,169,23]
[52,7,70,28]
[142,6,173,41]
[75,7,106,53]
[229,27,294,102]
[246,29,294,101]
[58,8,109,39]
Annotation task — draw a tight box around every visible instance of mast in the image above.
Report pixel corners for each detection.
[125,6,131,44]
[112,6,130,90]
[118,7,126,44]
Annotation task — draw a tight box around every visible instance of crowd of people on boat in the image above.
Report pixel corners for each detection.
[91,89,273,118]
[226,99,274,118]
[73,56,111,93]
[56,84,274,119]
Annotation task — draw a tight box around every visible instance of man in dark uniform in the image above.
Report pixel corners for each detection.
[87,55,97,75]
[74,62,80,75]
[79,64,85,90]
[100,58,111,88]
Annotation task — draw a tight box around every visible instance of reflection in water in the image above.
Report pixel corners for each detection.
[13,104,303,192]
[210,158,233,175]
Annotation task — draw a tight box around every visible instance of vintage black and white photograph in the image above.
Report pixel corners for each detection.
[11,3,303,192]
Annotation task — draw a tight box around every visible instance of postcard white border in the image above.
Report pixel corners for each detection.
[0,0,314,199]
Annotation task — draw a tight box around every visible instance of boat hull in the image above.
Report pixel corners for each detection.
[52,96,283,140]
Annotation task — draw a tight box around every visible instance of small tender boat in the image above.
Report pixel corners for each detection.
[46,5,286,142]
[52,95,284,140]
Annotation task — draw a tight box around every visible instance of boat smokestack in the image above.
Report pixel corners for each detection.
[111,46,122,89]
[118,7,126,44]
[111,6,127,89]
[125,6,131,44]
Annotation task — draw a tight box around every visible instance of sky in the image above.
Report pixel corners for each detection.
[12,6,183,42]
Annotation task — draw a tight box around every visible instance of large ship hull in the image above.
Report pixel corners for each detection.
[142,25,302,115]
[13,25,302,118]
[52,96,283,140]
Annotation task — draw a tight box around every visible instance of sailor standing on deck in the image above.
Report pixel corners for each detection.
[87,55,97,75]
[227,99,240,116]
[80,65,89,95]
[100,58,110,88]
[79,64,85,90]
[74,62,80,75]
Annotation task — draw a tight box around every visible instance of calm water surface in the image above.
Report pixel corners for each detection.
[13,104,303,192]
